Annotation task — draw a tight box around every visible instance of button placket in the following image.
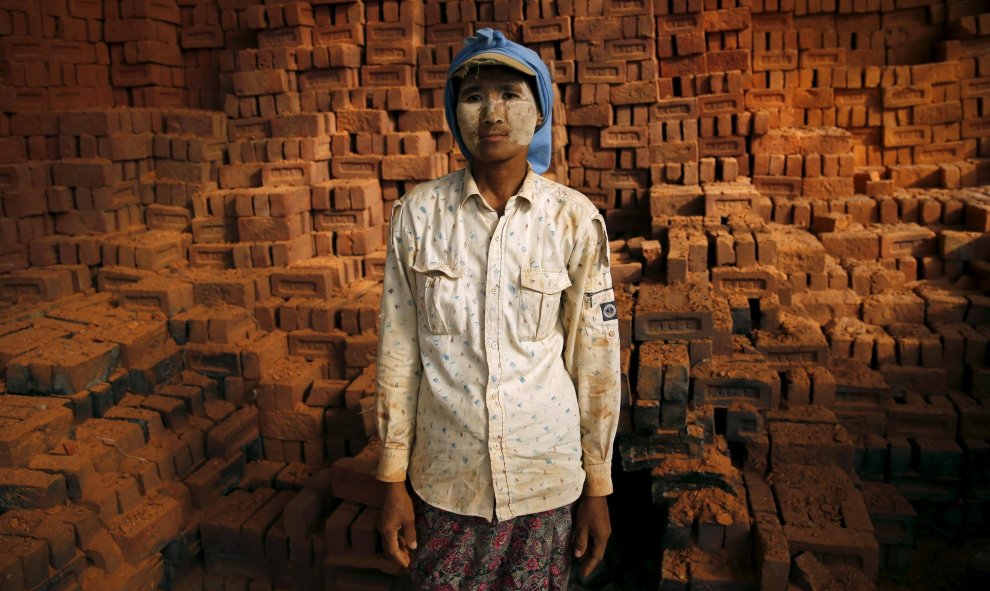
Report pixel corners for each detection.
[484,209,514,512]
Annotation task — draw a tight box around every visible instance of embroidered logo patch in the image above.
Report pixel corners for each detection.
[600,301,617,321]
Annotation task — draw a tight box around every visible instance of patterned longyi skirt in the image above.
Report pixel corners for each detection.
[400,497,574,590]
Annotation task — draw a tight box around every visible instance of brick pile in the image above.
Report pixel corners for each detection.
[0,1,114,112]
[178,0,230,110]
[562,0,657,209]
[0,108,227,275]
[752,126,855,199]
[620,178,990,587]
[0,277,388,589]
[106,0,188,108]
[0,0,237,112]
[2,1,990,590]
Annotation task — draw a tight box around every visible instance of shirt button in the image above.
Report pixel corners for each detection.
[491,287,498,295]
[494,235,500,241]
[490,341,497,349]
[609,330,616,337]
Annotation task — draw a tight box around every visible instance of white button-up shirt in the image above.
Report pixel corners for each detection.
[375,166,621,521]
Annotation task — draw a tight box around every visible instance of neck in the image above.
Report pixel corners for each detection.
[472,153,529,214]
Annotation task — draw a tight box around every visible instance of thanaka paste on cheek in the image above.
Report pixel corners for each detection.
[456,101,483,156]
[506,98,538,147]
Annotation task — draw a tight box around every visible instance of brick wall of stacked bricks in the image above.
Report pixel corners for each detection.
[1,0,990,589]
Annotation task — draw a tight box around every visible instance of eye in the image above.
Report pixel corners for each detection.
[503,92,520,100]
[462,93,482,103]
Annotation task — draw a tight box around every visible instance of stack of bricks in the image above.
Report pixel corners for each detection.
[619,279,733,485]
[649,0,760,224]
[652,405,899,589]
[345,1,437,237]
[256,353,342,466]
[106,0,189,108]
[565,0,657,212]
[627,187,990,586]
[751,126,855,206]
[0,272,385,590]
[0,108,228,276]
[0,0,114,112]
[860,480,917,573]
[144,109,227,224]
[341,0,447,209]
[205,0,338,269]
[746,0,990,190]
[178,0,230,110]
[660,480,754,588]
[212,0,442,268]
[951,4,990,186]
[0,283,230,588]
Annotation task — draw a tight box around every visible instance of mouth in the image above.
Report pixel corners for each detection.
[480,132,510,141]
[480,126,510,136]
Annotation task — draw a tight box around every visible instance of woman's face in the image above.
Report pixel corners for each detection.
[455,67,543,164]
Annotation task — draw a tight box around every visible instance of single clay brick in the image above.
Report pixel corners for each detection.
[0,468,68,511]
[207,406,260,459]
[106,492,188,564]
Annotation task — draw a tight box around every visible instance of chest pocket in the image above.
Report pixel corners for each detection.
[412,262,464,335]
[518,270,572,341]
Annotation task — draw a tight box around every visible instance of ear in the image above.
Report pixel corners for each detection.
[536,112,545,128]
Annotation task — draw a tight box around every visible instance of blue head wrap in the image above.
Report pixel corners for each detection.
[444,28,554,174]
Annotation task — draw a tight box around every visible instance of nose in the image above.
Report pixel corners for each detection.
[481,97,506,124]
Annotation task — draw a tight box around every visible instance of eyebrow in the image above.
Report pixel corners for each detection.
[459,80,527,94]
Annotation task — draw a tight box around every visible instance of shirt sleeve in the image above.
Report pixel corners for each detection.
[375,199,423,483]
[561,213,622,497]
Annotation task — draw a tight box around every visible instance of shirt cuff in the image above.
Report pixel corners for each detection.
[376,446,411,483]
[582,461,613,497]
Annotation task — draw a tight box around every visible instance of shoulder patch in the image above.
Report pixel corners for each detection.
[600,301,618,321]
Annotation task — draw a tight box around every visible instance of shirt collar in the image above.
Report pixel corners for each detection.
[460,164,538,210]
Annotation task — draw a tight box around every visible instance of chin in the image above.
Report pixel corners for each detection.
[471,147,527,163]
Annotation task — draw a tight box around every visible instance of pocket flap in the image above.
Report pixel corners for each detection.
[521,270,572,294]
[411,260,462,278]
